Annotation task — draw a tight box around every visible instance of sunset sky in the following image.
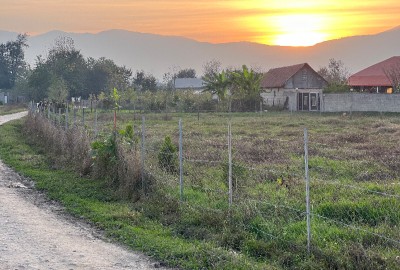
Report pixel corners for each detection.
[2,0,400,46]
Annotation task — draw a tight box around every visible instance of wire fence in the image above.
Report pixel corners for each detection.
[28,101,400,264]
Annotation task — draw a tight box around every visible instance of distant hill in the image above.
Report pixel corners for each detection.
[1,27,399,80]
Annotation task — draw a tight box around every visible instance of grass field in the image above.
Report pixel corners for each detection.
[126,111,400,269]
[2,110,400,269]
[0,104,27,115]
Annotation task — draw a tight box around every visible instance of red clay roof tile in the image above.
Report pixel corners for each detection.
[261,63,307,88]
[348,56,400,87]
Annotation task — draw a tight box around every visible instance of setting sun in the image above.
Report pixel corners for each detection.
[272,14,328,46]
[2,0,400,46]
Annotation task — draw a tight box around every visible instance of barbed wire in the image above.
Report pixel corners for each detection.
[29,110,400,258]
[185,183,228,195]
[245,199,306,215]
[311,213,400,247]
[312,178,400,199]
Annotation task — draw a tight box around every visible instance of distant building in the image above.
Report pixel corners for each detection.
[0,91,7,104]
[348,56,400,93]
[260,63,327,111]
[174,78,205,92]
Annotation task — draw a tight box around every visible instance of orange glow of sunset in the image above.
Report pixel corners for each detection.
[271,14,328,46]
[1,0,400,47]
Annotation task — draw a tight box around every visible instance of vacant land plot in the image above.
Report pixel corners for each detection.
[22,109,400,269]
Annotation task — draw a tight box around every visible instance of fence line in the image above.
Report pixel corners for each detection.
[312,213,400,246]
[179,118,184,202]
[246,199,306,215]
[29,107,400,261]
[313,178,400,199]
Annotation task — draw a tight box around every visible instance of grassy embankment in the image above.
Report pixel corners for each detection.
[1,110,400,269]
[0,116,274,270]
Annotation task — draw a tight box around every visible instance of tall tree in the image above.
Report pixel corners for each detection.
[383,63,400,93]
[46,37,87,98]
[317,58,350,93]
[86,57,132,96]
[28,36,135,102]
[48,77,69,104]
[133,70,158,92]
[0,34,28,89]
[230,65,263,111]
[28,57,53,101]
[202,59,222,79]
[175,68,196,78]
[202,70,230,101]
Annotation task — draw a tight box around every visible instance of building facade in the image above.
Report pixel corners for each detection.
[260,63,327,111]
[348,56,400,94]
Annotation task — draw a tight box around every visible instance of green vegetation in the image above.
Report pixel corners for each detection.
[2,111,400,269]
[203,64,263,111]
[0,118,272,270]
[317,58,350,93]
[0,104,26,115]
[158,136,178,173]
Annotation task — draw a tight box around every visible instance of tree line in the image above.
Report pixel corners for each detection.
[1,34,364,111]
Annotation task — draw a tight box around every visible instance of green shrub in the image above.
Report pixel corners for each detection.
[316,200,399,226]
[91,134,118,182]
[158,136,178,173]
[243,239,272,260]
[119,124,139,146]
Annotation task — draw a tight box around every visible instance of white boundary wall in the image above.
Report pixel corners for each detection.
[322,93,400,113]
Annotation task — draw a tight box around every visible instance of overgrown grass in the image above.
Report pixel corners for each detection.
[0,104,27,115]
[3,110,400,269]
[0,118,275,270]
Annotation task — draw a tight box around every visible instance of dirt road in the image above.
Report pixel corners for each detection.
[0,112,169,270]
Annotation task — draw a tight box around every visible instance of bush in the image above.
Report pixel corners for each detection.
[24,113,91,174]
[158,136,178,173]
[91,134,118,182]
[118,124,139,146]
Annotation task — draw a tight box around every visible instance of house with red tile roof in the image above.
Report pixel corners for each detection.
[348,56,400,93]
[261,63,327,111]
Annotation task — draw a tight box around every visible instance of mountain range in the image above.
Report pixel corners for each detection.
[1,27,400,80]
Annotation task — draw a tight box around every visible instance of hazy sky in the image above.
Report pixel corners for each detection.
[2,0,400,46]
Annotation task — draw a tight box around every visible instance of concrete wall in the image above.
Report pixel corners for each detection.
[323,93,400,112]
[261,89,286,107]
[261,89,323,111]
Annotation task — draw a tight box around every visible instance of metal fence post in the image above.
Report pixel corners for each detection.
[65,104,69,130]
[141,115,146,194]
[82,108,85,126]
[179,119,184,202]
[73,108,76,127]
[304,128,311,255]
[94,108,98,137]
[228,122,233,208]
[53,106,56,125]
[58,108,61,126]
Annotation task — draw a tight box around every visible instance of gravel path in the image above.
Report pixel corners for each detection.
[0,112,169,270]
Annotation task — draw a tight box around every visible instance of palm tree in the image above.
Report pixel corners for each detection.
[202,70,232,112]
[230,65,263,111]
[202,70,230,101]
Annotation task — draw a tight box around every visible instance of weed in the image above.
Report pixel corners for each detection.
[158,136,178,173]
